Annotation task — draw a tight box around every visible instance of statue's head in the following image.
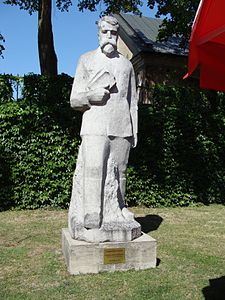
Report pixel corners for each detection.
[98,15,119,56]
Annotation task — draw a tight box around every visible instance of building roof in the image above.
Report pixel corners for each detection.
[114,13,187,57]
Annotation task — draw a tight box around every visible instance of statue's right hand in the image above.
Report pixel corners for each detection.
[87,87,110,105]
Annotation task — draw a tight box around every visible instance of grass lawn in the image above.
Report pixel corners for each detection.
[0,205,225,300]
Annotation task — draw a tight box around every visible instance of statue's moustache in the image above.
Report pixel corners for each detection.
[101,40,117,47]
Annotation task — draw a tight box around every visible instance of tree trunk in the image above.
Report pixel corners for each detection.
[38,0,58,75]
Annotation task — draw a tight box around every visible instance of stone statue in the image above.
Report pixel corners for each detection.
[68,15,141,243]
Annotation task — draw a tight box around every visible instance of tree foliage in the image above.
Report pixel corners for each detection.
[148,0,199,46]
[78,0,142,15]
[3,0,73,13]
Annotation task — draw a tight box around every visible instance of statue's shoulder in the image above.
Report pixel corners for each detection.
[79,49,98,63]
[118,52,134,70]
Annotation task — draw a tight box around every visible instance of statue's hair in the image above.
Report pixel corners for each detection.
[98,15,119,30]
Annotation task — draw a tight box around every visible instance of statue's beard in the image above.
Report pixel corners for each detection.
[100,41,117,56]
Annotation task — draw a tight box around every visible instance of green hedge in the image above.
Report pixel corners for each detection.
[0,74,81,210]
[0,74,224,210]
[128,86,225,206]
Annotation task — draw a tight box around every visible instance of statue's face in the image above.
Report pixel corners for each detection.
[99,21,118,56]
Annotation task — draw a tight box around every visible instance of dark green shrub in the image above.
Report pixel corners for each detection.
[0,74,82,210]
[127,85,225,206]
[0,101,82,210]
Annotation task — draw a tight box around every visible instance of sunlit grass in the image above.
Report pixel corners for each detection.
[1,205,225,299]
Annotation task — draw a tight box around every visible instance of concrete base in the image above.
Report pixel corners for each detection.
[62,228,157,275]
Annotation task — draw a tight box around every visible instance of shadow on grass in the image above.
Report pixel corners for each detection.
[135,214,163,234]
[202,276,225,300]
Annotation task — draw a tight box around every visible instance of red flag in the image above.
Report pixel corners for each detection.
[184,0,225,92]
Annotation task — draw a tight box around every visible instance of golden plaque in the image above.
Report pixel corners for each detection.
[104,248,126,264]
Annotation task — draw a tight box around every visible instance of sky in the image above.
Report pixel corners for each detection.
[0,1,157,77]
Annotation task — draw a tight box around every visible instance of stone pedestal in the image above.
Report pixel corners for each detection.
[62,228,157,275]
